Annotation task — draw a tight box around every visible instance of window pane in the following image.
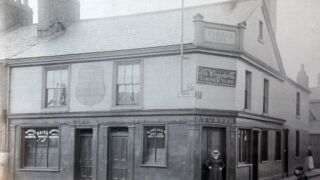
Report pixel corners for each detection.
[132,64,140,84]
[35,129,49,167]
[60,70,68,86]
[261,130,268,161]
[125,65,132,84]
[116,85,126,105]
[133,85,140,104]
[117,65,125,84]
[48,128,59,167]
[275,131,281,160]
[24,129,37,167]
[47,71,54,88]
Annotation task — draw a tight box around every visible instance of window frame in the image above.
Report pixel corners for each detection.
[41,65,70,112]
[140,124,168,167]
[296,92,301,117]
[258,20,264,43]
[244,71,252,110]
[19,125,61,171]
[238,128,252,165]
[112,59,143,110]
[260,130,269,162]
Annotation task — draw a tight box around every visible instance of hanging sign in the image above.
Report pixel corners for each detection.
[197,66,237,87]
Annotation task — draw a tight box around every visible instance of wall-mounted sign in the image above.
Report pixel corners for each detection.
[204,28,236,45]
[197,66,237,87]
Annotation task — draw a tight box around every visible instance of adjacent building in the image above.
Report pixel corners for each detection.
[309,74,320,169]
[1,0,310,180]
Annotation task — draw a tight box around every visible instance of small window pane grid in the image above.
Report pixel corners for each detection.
[45,69,68,108]
[244,71,252,110]
[296,92,300,116]
[238,129,251,164]
[296,131,300,157]
[22,127,59,169]
[116,63,140,105]
[143,126,166,165]
[275,131,281,160]
[261,130,268,161]
[263,79,269,113]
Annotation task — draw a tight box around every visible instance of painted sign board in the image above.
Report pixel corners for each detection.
[197,66,237,87]
[204,28,236,45]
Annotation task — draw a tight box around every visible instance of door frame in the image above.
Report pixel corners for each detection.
[200,125,228,180]
[73,126,98,180]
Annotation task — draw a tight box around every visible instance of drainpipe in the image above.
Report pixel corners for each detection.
[180,0,185,94]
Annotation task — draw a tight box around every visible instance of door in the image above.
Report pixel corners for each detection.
[75,129,93,180]
[108,128,128,180]
[252,130,259,180]
[201,127,226,180]
[284,129,289,177]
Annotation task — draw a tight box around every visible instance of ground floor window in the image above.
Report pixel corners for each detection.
[142,125,166,165]
[261,130,269,161]
[275,131,281,160]
[238,129,251,164]
[21,127,59,168]
[296,131,300,157]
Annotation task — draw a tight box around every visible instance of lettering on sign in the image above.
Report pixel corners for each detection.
[76,64,106,106]
[197,66,237,87]
[204,28,236,45]
[195,116,235,124]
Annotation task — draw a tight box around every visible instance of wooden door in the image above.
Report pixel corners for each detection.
[108,130,128,180]
[201,127,226,180]
[75,129,93,180]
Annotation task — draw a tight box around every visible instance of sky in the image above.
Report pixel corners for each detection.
[27,0,320,87]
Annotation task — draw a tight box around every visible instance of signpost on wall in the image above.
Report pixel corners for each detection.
[197,66,237,87]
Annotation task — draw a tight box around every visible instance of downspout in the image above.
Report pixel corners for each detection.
[180,0,185,94]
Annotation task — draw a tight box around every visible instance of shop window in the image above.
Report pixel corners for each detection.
[244,71,252,110]
[261,130,268,161]
[21,127,59,169]
[238,129,251,164]
[44,66,68,108]
[275,131,281,160]
[115,62,140,106]
[142,125,166,165]
[259,20,263,42]
[296,92,300,116]
[263,79,269,113]
[296,131,300,157]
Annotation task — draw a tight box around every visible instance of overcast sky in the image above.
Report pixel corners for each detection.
[28,0,320,87]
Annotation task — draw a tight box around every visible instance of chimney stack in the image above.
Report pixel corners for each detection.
[0,0,33,31]
[37,0,80,37]
[296,64,309,88]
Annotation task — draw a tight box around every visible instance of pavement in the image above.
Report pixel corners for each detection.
[281,169,320,180]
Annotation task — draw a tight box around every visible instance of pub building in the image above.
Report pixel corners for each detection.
[2,0,310,180]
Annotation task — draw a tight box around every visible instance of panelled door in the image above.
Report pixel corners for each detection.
[75,129,93,180]
[108,129,129,180]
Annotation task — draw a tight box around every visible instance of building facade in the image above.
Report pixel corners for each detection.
[2,0,310,180]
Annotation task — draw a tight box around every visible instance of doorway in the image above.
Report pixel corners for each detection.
[252,130,260,180]
[201,127,226,180]
[107,127,129,180]
[284,129,289,177]
[74,129,93,180]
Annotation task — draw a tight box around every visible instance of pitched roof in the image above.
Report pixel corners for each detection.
[7,0,260,59]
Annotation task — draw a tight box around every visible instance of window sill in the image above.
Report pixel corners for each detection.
[237,163,252,168]
[18,168,60,172]
[41,106,68,113]
[140,164,167,168]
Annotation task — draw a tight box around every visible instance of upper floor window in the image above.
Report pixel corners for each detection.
[296,92,301,116]
[244,71,252,110]
[116,61,141,106]
[44,67,68,108]
[21,127,60,169]
[263,79,269,113]
[259,20,264,42]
